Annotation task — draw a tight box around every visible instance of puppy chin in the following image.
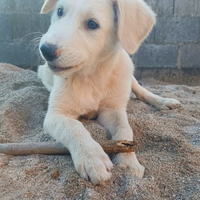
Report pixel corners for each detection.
[48,63,73,73]
[47,62,85,77]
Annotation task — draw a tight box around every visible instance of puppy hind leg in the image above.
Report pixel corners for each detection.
[131,76,180,110]
[97,109,145,178]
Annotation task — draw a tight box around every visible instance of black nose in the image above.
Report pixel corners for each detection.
[40,44,59,61]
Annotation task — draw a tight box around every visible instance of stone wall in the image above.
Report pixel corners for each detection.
[0,0,49,71]
[0,0,199,82]
[133,0,200,68]
[133,0,200,84]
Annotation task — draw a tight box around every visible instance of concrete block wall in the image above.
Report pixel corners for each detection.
[0,0,50,71]
[0,0,199,81]
[133,0,200,71]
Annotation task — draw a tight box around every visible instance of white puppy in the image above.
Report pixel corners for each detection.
[38,0,180,185]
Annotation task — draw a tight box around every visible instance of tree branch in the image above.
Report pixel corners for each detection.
[0,140,136,156]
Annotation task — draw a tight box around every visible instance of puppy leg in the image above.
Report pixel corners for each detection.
[37,62,54,92]
[98,109,145,178]
[132,76,180,110]
[44,112,113,185]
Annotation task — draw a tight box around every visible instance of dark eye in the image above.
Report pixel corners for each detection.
[57,7,63,18]
[87,20,99,30]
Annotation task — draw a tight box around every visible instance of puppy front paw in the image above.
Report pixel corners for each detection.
[72,141,113,185]
[112,152,144,178]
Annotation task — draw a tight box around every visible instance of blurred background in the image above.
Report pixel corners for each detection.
[0,0,199,85]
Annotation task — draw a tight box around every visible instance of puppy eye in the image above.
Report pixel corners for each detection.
[87,20,99,30]
[57,7,63,18]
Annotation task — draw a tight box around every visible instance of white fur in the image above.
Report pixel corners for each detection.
[38,0,180,185]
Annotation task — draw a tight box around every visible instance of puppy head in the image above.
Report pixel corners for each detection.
[39,0,155,77]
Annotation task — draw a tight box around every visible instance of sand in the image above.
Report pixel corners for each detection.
[0,63,199,200]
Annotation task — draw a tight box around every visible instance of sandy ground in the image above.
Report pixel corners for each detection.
[0,63,199,200]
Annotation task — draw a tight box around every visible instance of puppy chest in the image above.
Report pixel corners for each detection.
[53,87,101,116]
[73,93,100,114]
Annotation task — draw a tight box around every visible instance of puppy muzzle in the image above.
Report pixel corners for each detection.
[40,43,60,62]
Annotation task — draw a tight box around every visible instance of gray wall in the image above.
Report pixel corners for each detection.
[0,0,200,78]
[133,0,200,69]
[0,0,50,71]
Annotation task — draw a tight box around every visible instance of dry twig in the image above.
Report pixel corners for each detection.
[0,140,136,156]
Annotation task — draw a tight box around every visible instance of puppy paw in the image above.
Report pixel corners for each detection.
[158,98,181,110]
[72,141,113,185]
[112,152,144,178]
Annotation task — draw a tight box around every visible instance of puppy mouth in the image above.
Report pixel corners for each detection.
[48,61,84,73]
[48,64,73,72]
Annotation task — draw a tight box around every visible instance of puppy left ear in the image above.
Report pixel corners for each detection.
[40,0,58,14]
[116,0,156,54]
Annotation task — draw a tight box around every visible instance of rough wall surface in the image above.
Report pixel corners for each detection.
[0,0,199,75]
[0,0,50,71]
[133,0,200,70]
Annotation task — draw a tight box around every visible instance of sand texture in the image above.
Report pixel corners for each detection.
[0,63,200,200]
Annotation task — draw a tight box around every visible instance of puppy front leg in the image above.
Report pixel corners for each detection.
[97,109,144,178]
[44,112,113,185]
[37,62,54,92]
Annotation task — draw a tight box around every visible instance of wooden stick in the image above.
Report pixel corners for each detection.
[0,140,136,156]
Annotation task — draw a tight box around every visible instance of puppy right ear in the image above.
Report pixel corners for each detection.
[40,0,58,14]
[116,0,156,54]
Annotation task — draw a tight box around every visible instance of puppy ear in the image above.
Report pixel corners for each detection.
[116,0,156,54]
[40,0,58,14]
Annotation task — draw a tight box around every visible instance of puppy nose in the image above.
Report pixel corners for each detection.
[40,44,59,61]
